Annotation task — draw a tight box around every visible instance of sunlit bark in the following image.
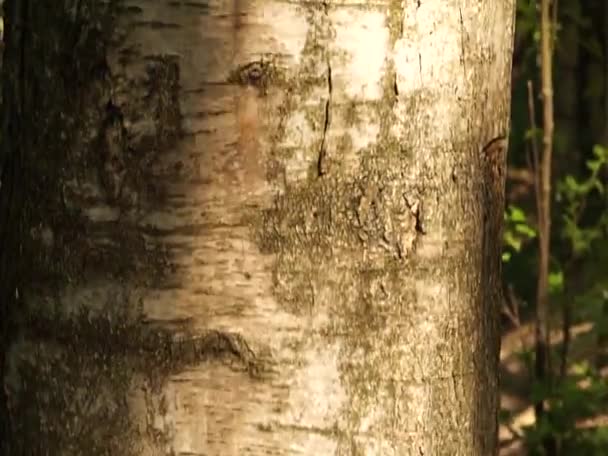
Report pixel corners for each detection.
[2,0,515,454]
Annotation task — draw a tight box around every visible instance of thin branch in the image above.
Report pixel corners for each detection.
[502,285,522,328]
[535,0,556,454]
[560,287,572,380]
[527,80,541,227]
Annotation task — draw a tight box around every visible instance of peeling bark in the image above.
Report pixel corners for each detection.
[1,0,515,455]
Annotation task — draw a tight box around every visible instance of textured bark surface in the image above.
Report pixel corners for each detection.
[0,1,25,453]
[2,0,515,455]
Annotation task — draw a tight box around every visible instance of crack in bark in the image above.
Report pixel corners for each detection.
[393,71,399,97]
[317,56,332,177]
[458,8,467,76]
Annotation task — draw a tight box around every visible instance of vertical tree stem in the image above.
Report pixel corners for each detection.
[535,0,555,453]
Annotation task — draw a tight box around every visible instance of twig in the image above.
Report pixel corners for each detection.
[535,0,556,454]
[526,80,541,222]
[502,284,522,328]
[560,287,571,380]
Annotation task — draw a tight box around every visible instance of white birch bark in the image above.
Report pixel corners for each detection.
[3,0,515,455]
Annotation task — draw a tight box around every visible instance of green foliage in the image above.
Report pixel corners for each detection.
[516,0,540,51]
[502,147,608,453]
[523,365,608,455]
[503,204,537,263]
[503,0,608,449]
[557,145,608,256]
[506,144,607,448]
[548,270,564,295]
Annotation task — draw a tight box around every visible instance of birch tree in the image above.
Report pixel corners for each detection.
[0,0,515,454]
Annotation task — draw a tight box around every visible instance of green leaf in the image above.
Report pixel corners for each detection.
[508,205,527,223]
[504,231,523,251]
[592,144,607,160]
[515,223,537,238]
[549,270,564,294]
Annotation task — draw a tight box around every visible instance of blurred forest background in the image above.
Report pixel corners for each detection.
[0,0,607,455]
[499,0,608,454]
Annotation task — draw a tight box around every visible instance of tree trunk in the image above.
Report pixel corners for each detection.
[1,0,515,455]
